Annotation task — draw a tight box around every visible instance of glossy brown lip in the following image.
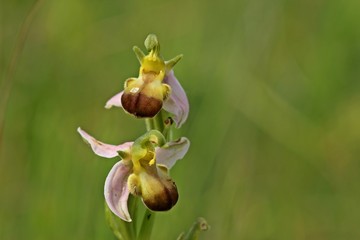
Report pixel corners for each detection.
[121,92,162,118]
[143,179,179,211]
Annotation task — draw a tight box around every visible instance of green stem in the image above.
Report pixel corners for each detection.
[137,209,155,240]
[153,112,164,133]
[128,195,139,238]
[145,118,154,131]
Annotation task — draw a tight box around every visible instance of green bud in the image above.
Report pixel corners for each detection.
[144,34,159,52]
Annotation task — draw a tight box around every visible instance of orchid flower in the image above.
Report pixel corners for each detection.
[105,34,189,128]
[77,127,190,222]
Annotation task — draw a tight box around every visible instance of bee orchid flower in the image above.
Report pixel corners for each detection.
[105,35,189,128]
[77,127,190,222]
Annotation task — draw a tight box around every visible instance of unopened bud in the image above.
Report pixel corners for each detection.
[144,34,159,52]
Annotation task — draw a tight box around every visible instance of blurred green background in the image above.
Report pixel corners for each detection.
[1,0,360,239]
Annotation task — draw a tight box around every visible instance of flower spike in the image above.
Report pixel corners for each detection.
[78,34,193,236]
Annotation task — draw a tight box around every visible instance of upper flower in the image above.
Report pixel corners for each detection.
[105,34,189,128]
[77,127,190,222]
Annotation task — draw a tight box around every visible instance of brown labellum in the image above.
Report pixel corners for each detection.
[142,178,179,211]
[121,92,162,118]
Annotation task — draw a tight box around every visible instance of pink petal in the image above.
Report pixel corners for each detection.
[77,127,132,158]
[104,161,132,222]
[163,70,189,128]
[105,91,123,109]
[156,137,190,169]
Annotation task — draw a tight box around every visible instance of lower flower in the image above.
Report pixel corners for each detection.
[77,127,190,222]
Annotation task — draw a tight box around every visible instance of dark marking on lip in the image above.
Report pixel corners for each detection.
[143,179,178,211]
[121,92,162,118]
